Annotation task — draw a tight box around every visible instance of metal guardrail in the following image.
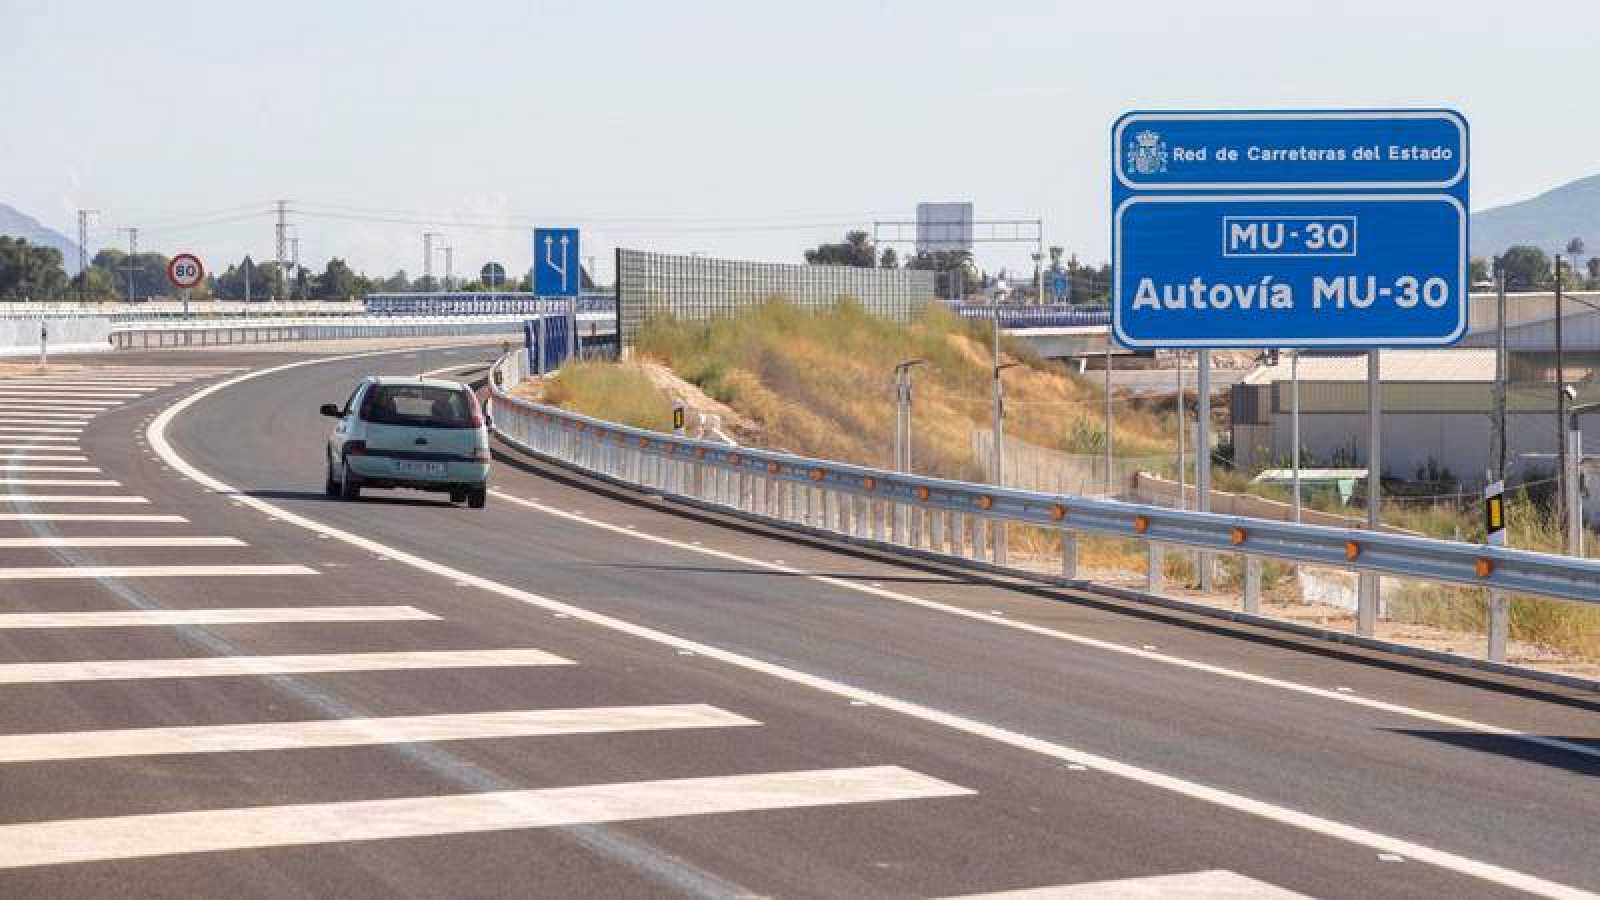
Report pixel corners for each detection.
[950,304,1111,328]
[486,351,1600,674]
[109,316,537,350]
[365,293,616,317]
[0,301,367,322]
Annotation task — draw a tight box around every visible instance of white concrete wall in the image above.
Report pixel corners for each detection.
[0,318,112,357]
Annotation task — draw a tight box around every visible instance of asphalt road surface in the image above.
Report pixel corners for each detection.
[0,344,1594,898]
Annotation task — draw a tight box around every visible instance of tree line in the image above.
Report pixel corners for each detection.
[0,238,535,302]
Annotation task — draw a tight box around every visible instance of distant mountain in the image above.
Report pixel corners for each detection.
[0,204,82,273]
[1472,175,1600,261]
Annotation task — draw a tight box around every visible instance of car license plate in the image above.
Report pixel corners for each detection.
[395,461,446,477]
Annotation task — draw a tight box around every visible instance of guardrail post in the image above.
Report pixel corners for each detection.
[970,517,986,562]
[890,501,905,545]
[1061,530,1078,579]
[1357,573,1379,636]
[951,513,966,558]
[1243,556,1262,613]
[1146,542,1164,594]
[1487,590,1508,662]
[929,508,945,554]
[909,507,923,548]
[692,460,705,498]
[992,520,1007,567]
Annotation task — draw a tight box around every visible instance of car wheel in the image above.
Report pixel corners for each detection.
[324,459,339,498]
[339,460,362,501]
[467,486,487,509]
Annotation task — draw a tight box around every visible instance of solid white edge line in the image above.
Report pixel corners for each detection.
[0,703,759,762]
[145,350,1599,900]
[0,514,186,522]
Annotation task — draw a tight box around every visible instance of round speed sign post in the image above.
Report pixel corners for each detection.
[167,253,204,317]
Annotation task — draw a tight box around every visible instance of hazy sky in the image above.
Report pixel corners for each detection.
[5,0,1597,282]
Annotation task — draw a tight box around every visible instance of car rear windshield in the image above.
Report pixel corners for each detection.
[362,385,479,429]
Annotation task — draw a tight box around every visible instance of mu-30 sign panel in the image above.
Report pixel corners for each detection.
[1111,109,1468,349]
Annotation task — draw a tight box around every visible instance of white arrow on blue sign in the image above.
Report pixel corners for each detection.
[533,228,581,298]
[1111,109,1468,349]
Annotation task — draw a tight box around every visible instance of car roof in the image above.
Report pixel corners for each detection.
[366,376,470,391]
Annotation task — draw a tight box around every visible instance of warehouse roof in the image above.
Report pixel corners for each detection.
[1243,348,1497,385]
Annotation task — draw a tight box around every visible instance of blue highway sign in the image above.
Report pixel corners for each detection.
[1111,110,1468,349]
[533,227,581,298]
[1051,271,1070,302]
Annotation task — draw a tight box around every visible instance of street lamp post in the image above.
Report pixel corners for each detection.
[892,359,926,472]
[991,318,1021,564]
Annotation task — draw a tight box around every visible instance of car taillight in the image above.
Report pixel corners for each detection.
[467,392,485,427]
[345,441,367,457]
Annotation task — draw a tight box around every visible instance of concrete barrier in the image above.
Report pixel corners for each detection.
[0,318,112,357]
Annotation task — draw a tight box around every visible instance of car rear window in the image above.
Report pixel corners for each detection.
[362,385,479,429]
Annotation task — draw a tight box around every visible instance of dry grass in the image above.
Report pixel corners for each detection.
[542,359,674,433]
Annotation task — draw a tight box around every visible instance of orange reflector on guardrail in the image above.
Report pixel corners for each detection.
[1475,557,1494,578]
[862,477,877,491]
[810,468,825,481]
[1230,527,1246,545]
[695,447,707,459]
[1050,504,1067,522]
[767,462,780,474]
[915,486,930,502]
[976,495,993,510]
[1345,541,1361,561]
[1133,515,1149,534]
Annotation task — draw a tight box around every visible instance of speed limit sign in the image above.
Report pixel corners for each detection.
[167,253,205,290]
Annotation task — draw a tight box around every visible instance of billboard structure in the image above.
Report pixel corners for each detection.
[914,202,974,255]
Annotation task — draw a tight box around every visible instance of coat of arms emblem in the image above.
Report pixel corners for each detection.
[1127,129,1168,175]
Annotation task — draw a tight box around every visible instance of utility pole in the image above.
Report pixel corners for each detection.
[119,228,139,303]
[423,232,442,291]
[289,236,301,301]
[274,200,289,301]
[76,209,98,302]
[1555,253,1568,549]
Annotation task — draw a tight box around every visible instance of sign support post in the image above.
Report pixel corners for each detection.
[1197,348,1214,590]
[1359,351,1381,635]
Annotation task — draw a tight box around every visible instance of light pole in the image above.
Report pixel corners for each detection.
[992,318,1021,564]
[1556,251,1568,548]
[893,359,926,472]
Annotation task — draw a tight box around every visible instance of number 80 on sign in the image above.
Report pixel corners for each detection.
[167,253,205,290]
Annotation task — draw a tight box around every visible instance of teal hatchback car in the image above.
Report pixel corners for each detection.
[321,377,492,508]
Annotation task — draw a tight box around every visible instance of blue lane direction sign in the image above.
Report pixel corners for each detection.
[1051,271,1070,302]
[1111,109,1468,349]
[533,228,580,298]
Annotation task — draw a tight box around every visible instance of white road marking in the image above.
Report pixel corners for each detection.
[0,513,186,522]
[0,604,433,629]
[0,495,148,503]
[149,352,1600,900]
[0,389,142,395]
[0,399,119,407]
[0,647,573,685]
[0,564,314,580]
[0,412,95,420]
[0,703,757,762]
[942,870,1310,899]
[0,465,99,471]
[0,445,84,452]
[0,479,119,486]
[0,426,84,434]
[0,536,242,549]
[0,766,964,870]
